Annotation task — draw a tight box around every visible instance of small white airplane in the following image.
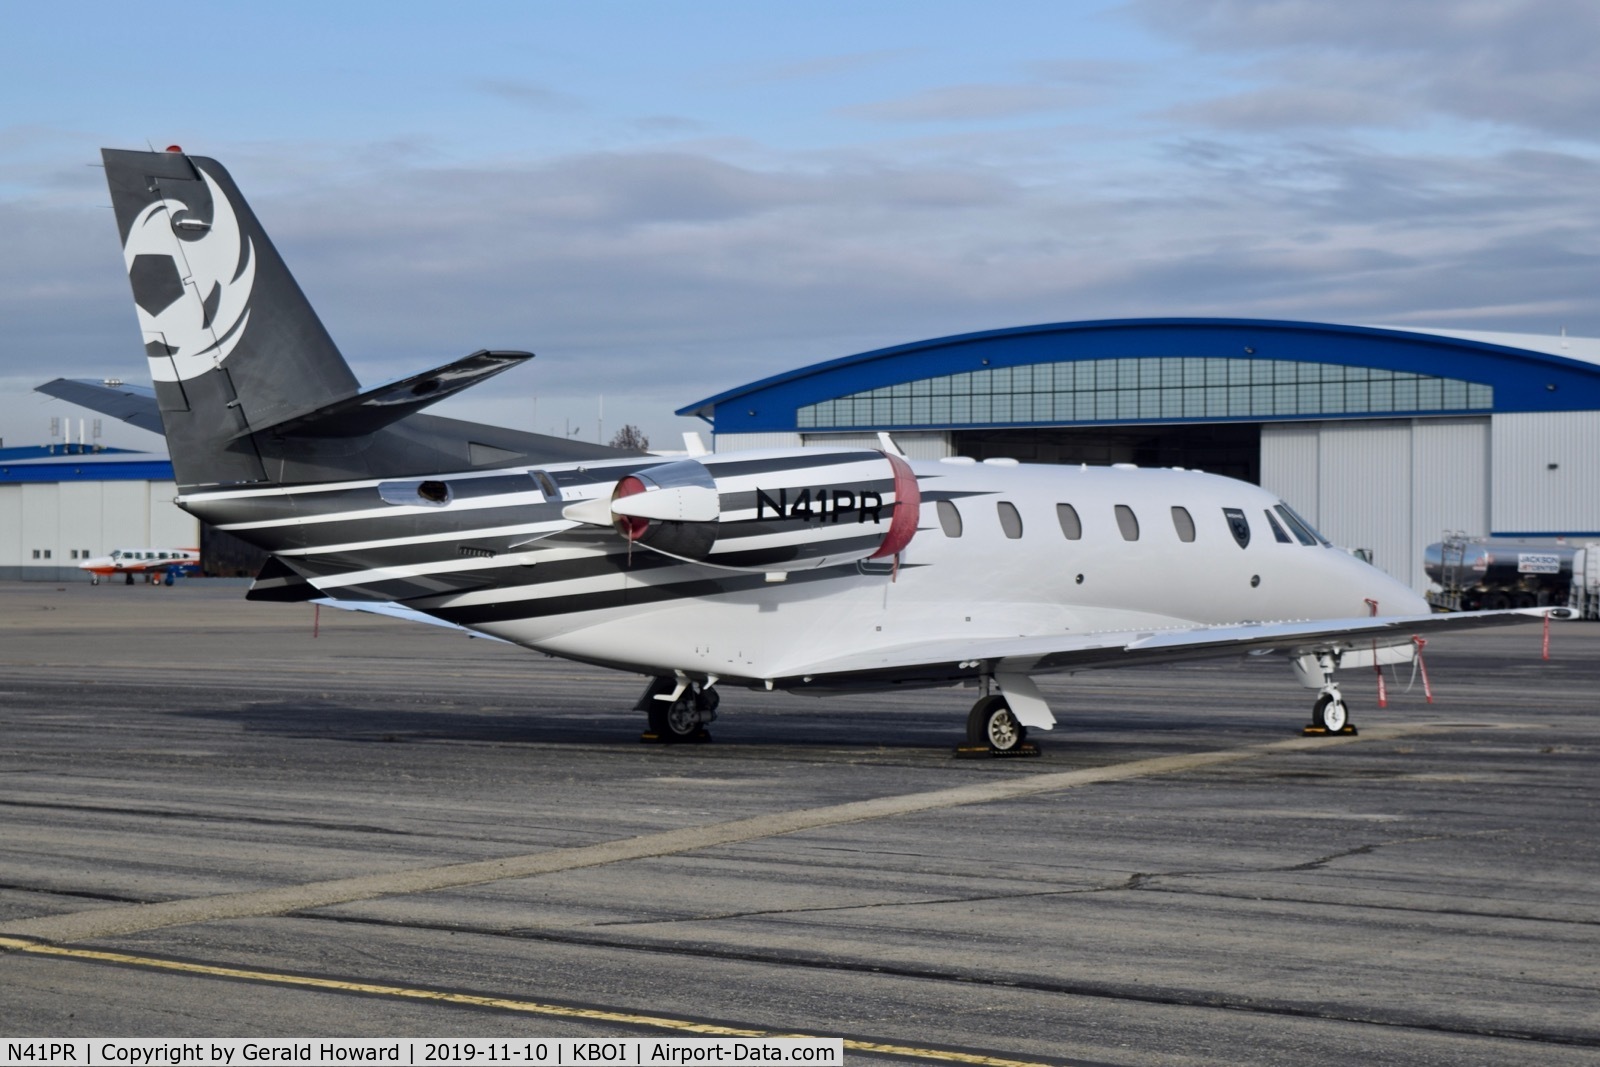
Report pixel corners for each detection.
[80,547,200,585]
[62,146,1566,752]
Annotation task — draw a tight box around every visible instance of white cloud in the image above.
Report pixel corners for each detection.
[1130,0,1600,141]
[4,3,1600,449]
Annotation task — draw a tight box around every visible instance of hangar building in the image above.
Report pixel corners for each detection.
[680,319,1600,591]
[0,445,198,581]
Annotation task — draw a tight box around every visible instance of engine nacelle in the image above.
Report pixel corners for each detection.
[566,449,920,571]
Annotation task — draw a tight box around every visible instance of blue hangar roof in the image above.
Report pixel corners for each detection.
[0,445,174,484]
[678,318,1600,435]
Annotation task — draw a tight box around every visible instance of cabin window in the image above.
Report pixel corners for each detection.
[997,501,1023,539]
[1056,503,1082,540]
[1114,505,1140,541]
[937,500,964,538]
[1223,507,1251,548]
[1275,503,1327,546]
[1264,509,1293,543]
[1170,506,1196,543]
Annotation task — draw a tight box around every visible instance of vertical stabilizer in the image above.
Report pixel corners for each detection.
[102,147,360,486]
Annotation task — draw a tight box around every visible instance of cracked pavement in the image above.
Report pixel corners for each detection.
[1,581,1597,1065]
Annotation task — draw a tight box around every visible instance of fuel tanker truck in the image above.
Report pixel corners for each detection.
[1425,536,1598,615]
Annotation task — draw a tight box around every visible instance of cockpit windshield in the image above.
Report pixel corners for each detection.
[1274,502,1330,547]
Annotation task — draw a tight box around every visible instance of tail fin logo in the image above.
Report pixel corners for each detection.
[123,164,256,382]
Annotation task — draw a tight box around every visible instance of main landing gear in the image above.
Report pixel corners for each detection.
[637,674,718,743]
[956,687,1043,758]
[967,694,1026,751]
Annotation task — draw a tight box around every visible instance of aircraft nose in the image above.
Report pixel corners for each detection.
[1375,573,1431,615]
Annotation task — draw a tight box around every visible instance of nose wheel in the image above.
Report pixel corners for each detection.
[1307,689,1357,736]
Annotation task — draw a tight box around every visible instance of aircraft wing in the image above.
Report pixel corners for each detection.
[310,598,513,644]
[775,607,1565,684]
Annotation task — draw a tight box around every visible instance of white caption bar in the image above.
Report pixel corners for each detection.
[2,1041,842,1067]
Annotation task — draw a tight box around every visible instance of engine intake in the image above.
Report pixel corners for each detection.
[565,449,919,571]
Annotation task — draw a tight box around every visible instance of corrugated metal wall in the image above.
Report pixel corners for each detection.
[0,485,20,571]
[712,432,804,452]
[1262,417,1490,590]
[802,431,952,459]
[1321,422,1415,586]
[1412,418,1490,577]
[1260,424,1321,522]
[0,479,196,581]
[149,483,194,546]
[714,430,954,460]
[1491,412,1600,534]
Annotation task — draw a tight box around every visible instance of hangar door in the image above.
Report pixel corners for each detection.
[952,424,1261,484]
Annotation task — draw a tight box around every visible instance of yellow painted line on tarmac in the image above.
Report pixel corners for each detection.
[0,724,1434,947]
[0,727,1442,1065]
[0,936,1056,1067]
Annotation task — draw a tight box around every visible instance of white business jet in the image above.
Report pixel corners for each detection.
[59,146,1560,753]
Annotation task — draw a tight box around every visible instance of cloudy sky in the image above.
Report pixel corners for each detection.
[2,0,1596,452]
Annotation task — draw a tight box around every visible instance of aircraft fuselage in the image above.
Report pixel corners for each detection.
[181,452,1426,689]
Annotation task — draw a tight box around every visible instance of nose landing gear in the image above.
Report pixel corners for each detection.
[1310,690,1354,734]
[1300,653,1358,736]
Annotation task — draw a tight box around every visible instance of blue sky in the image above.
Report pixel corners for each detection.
[3,0,1597,451]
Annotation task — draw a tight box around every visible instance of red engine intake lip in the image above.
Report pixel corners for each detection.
[869,452,920,559]
[612,475,650,541]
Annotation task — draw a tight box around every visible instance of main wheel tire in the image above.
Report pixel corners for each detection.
[966,695,1003,744]
[969,695,1026,752]
[1313,693,1348,732]
[648,697,702,742]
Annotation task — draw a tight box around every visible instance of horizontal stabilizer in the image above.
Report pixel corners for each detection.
[35,379,164,435]
[234,349,533,440]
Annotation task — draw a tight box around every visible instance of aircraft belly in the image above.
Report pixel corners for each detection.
[477,571,1166,684]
